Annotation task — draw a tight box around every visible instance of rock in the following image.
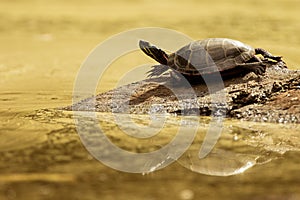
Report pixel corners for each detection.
[63,62,300,123]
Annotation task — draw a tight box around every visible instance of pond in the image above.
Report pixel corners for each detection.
[1,0,300,199]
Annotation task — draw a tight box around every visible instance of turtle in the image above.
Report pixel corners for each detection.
[139,38,283,84]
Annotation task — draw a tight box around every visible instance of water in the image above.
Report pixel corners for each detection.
[1,0,300,199]
[1,44,300,200]
[1,93,300,199]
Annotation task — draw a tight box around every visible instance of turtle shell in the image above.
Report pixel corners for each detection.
[168,38,255,75]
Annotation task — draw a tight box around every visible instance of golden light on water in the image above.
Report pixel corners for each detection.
[0,0,300,199]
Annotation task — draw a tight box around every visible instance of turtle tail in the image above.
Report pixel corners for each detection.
[139,40,169,65]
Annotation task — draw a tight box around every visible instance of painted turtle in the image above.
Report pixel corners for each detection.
[139,38,283,83]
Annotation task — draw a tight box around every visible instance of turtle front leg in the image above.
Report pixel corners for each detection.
[146,64,170,78]
[255,48,282,62]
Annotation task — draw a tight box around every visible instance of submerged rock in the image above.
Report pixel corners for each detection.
[63,62,300,123]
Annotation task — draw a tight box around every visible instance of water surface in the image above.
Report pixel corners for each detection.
[1,0,300,199]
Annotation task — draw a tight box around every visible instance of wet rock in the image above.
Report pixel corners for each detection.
[63,62,300,123]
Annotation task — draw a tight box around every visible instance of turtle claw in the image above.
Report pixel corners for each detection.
[146,64,170,78]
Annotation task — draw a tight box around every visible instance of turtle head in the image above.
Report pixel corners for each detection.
[139,40,169,65]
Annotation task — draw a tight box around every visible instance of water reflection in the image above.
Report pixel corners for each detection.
[25,109,300,176]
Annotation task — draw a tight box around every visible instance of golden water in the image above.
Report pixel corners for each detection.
[1,0,300,199]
